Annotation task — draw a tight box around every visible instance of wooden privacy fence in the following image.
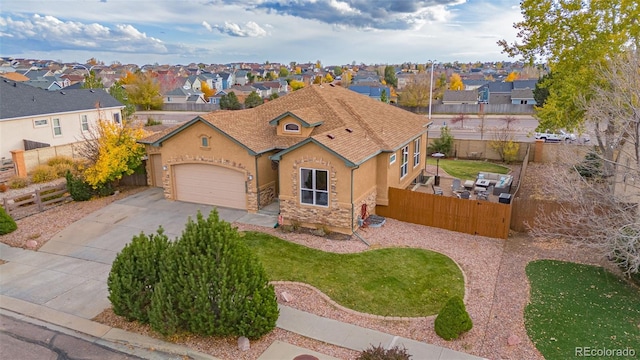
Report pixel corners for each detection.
[2,184,71,220]
[376,187,512,239]
[0,163,16,183]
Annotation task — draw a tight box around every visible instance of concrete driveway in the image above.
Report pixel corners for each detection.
[0,188,276,320]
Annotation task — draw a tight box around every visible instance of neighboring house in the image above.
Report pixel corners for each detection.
[139,84,429,234]
[234,70,249,86]
[442,90,479,105]
[481,81,513,105]
[164,87,205,104]
[0,72,29,82]
[0,79,124,160]
[348,85,391,102]
[511,88,536,105]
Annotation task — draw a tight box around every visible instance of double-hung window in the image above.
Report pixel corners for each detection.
[52,118,62,136]
[413,138,421,167]
[300,168,329,206]
[400,145,409,178]
[81,115,89,132]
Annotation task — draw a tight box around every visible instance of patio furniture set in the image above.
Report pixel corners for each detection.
[449,172,514,202]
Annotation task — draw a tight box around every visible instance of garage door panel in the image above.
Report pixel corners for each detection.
[174,164,246,209]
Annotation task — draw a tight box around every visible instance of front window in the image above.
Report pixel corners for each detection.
[300,168,328,206]
[81,115,89,132]
[52,118,62,136]
[113,113,121,124]
[400,145,409,178]
[389,153,396,164]
[413,138,421,167]
[201,136,209,147]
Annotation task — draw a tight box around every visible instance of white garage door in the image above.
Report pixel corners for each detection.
[174,164,246,209]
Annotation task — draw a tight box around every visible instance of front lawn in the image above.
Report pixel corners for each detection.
[525,260,640,360]
[242,231,464,317]
[426,158,509,180]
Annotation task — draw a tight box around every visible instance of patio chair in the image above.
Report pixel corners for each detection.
[458,190,470,199]
[477,191,489,201]
[451,178,464,193]
[432,184,443,195]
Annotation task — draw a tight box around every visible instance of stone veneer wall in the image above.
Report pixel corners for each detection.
[258,181,277,208]
[162,154,258,212]
[353,189,377,229]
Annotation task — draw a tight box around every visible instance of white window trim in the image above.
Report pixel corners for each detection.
[300,168,329,207]
[34,119,48,127]
[284,122,300,132]
[413,138,421,168]
[52,118,62,137]
[80,115,89,132]
[389,153,396,165]
[400,145,409,178]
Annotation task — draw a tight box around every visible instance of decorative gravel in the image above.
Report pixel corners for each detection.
[1,173,617,360]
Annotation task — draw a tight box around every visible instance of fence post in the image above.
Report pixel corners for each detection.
[2,197,9,215]
[35,190,43,211]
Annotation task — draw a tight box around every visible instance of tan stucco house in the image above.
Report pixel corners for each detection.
[140,84,429,234]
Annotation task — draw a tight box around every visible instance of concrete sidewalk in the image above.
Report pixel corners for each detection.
[0,188,485,360]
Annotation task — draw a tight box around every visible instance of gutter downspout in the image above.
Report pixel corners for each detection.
[255,154,260,211]
[350,166,370,246]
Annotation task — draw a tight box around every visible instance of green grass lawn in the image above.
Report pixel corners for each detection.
[426,158,509,181]
[525,260,640,360]
[241,231,464,317]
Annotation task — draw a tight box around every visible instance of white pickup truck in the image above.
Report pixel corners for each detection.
[535,130,577,142]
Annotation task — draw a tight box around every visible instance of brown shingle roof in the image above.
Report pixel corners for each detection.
[142,84,428,165]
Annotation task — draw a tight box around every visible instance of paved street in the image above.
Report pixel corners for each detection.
[0,313,161,360]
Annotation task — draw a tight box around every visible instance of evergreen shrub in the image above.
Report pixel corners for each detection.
[434,296,473,340]
[108,228,170,323]
[0,207,17,235]
[149,210,279,339]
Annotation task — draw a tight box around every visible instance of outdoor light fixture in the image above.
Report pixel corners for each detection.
[432,152,445,186]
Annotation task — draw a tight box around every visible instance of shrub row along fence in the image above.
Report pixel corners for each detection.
[2,183,70,220]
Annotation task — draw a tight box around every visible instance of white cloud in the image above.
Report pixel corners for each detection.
[212,21,268,37]
[202,20,213,32]
[0,14,168,54]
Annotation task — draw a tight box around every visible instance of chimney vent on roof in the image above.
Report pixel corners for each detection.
[327,134,335,139]
[13,82,17,87]
[60,91,66,95]
[345,128,353,133]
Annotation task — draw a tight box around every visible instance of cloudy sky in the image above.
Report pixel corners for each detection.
[0,0,523,66]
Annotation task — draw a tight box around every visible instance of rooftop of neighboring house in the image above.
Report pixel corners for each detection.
[0,79,123,120]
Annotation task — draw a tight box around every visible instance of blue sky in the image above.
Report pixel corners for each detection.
[0,0,523,66]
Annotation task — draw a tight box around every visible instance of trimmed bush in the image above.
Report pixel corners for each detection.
[8,176,28,189]
[108,228,170,323]
[52,163,75,177]
[31,165,58,183]
[65,171,93,201]
[46,155,74,167]
[434,296,472,340]
[149,210,279,339]
[96,182,115,197]
[357,345,411,360]
[0,207,17,235]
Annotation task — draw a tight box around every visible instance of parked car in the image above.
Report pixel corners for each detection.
[535,130,576,142]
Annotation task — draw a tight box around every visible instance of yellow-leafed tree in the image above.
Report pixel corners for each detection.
[449,73,464,91]
[201,82,215,102]
[505,71,519,82]
[290,80,305,91]
[84,120,147,188]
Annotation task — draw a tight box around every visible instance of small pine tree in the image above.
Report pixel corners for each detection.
[107,228,170,323]
[65,171,94,201]
[434,296,473,340]
[0,207,17,235]
[149,210,279,339]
